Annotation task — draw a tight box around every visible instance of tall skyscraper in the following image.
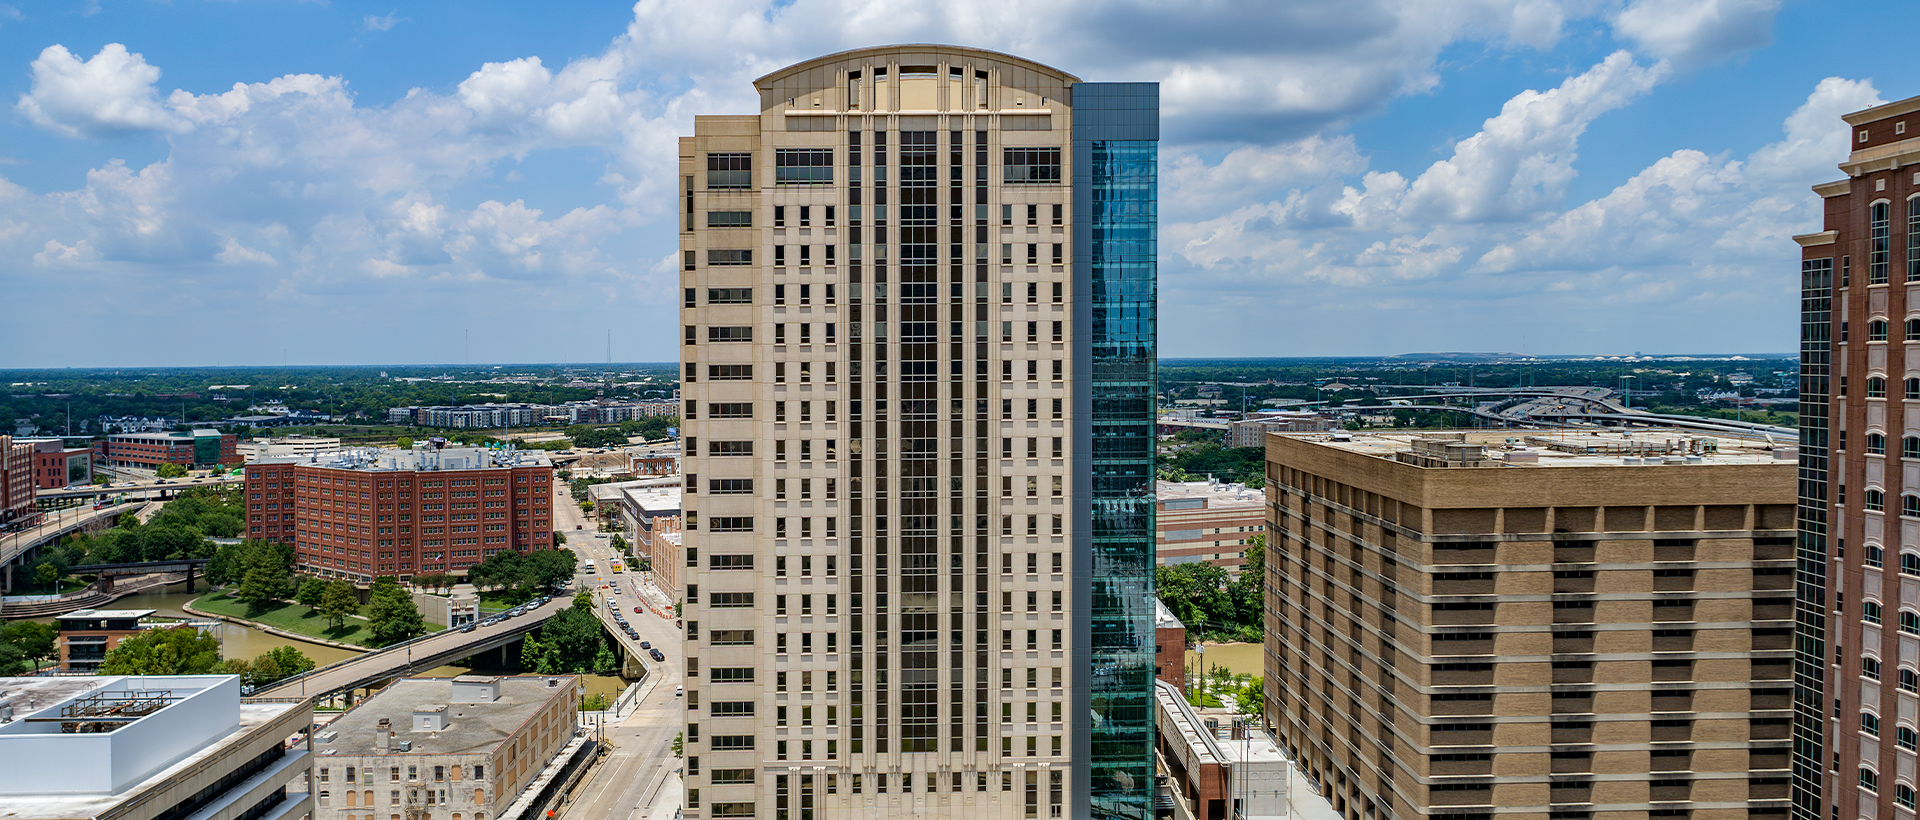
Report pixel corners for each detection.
[1792,92,1920,820]
[1264,431,1796,820]
[677,45,1158,819]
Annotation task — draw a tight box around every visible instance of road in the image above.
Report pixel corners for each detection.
[556,479,686,820]
[255,593,572,698]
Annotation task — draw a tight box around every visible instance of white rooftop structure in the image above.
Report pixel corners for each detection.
[0,675,311,820]
[253,441,552,472]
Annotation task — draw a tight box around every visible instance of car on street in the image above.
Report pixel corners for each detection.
[649,649,666,662]
[634,606,644,613]
[639,641,651,650]
[674,687,682,697]
[461,623,476,633]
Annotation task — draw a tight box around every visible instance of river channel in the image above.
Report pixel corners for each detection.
[45,582,628,700]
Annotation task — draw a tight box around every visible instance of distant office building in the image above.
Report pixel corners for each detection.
[631,452,679,476]
[389,400,680,429]
[103,430,238,469]
[0,674,311,820]
[1266,431,1795,820]
[1157,479,1265,570]
[1154,679,1289,820]
[1154,598,1187,694]
[680,44,1159,819]
[244,443,554,583]
[17,438,92,489]
[1791,92,1920,820]
[54,608,156,672]
[1225,413,1335,448]
[236,435,344,462]
[611,482,683,599]
[310,675,580,820]
[0,435,36,529]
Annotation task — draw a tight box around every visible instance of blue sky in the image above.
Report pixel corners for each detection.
[0,0,1911,367]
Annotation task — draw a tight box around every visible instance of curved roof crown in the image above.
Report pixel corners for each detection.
[754,44,1080,88]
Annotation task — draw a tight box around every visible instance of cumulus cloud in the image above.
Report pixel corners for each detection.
[1612,0,1780,68]
[363,10,406,31]
[16,44,189,137]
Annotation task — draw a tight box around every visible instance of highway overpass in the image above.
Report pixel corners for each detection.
[255,593,574,699]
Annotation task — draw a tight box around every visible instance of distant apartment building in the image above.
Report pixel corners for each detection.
[1226,412,1336,448]
[310,675,580,820]
[0,435,36,529]
[1265,430,1796,820]
[631,451,678,475]
[388,400,680,429]
[1790,91,1920,820]
[0,674,313,820]
[236,435,344,462]
[1158,479,1266,570]
[103,430,239,469]
[244,443,555,583]
[17,438,92,489]
[54,608,156,673]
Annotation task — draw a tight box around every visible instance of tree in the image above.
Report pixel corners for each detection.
[33,563,57,590]
[366,577,425,646]
[527,549,577,589]
[295,578,327,610]
[235,543,292,609]
[1,621,56,662]
[254,645,315,684]
[155,463,188,479]
[520,603,614,675]
[320,581,360,631]
[552,532,567,547]
[206,542,246,587]
[100,626,224,675]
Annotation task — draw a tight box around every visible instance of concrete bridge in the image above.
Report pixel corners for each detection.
[69,559,210,593]
[254,594,572,699]
[0,503,143,592]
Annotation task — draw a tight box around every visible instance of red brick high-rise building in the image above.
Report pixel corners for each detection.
[1792,92,1920,820]
[0,435,36,530]
[245,444,555,583]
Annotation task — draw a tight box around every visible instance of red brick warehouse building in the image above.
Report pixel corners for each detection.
[245,443,555,584]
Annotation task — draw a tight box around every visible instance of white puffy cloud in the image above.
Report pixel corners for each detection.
[363,11,406,32]
[1396,51,1665,223]
[1612,0,1780,69]
[16,44,189,137]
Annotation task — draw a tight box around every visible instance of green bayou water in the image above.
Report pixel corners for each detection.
[1185,641,1265,679]
[39,582,627,700]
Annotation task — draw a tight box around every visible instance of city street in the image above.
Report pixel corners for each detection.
[556,477,686,820]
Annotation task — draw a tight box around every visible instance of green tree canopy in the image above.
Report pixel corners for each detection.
[366,578,425,646]
[155,463,188,478]
[1,621,57,662]
[520,596,613,675]
[295,578,327,610]
[320,581,360,631]
[100,626,223,675]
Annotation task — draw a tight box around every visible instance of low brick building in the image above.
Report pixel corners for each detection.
[104,430,239,469]
[54,608,155,672]
[1157,479,1266,571]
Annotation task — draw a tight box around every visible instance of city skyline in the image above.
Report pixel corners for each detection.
[3,1,1917,367]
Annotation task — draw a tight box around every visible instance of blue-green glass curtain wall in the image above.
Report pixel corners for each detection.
[1070,81,1158,820]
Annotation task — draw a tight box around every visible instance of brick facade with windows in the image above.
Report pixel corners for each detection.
[246,445,554,583]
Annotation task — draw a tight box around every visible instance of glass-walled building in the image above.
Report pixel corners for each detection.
[678,45,1158,820]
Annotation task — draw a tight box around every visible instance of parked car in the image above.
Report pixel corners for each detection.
[649,649,666,662]
[639,641,652,650]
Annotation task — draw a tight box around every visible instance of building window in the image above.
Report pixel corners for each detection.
[708,249,753,266]
[775,149,834,185]
[708,153,751,189]
[1868,433,1887,454]
[1869,376,1888,397]
[1909,197,1920,281]
[1868,545,1886,568]
[1867,601,1884,624]
[1003,148,1061,184]
[708,211,752,228]
[1907,495,1920,517]
[1867,489,1887,511]
[1870,319,1890,341]
[1902,611,1920,635]
[1871,200,1891,284]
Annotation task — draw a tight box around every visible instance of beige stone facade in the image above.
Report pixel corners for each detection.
[312,676,579,820]
[1263,430,1795,820]
[681,44,1090,820]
